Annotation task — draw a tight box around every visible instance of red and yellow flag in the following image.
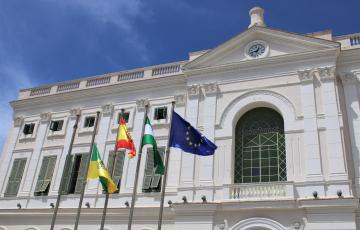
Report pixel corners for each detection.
[116,117,136,158]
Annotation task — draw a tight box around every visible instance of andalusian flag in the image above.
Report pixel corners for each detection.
[142,116,165,175]
[87,144,118,193]
[116,117,136,158]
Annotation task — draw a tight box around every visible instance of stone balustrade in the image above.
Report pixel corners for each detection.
[18,61,185,100]
[335,33,360,49]
[226,181,294,200]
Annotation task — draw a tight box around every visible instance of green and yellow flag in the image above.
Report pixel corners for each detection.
[87,144,118,193]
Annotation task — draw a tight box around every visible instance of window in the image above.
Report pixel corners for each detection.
[106,150,125,193]
[34,156,57,196]
[234,108,286,183]
[60,154,89,195]
[154,107,167,120]
[117,112,130,124]
[143,147,165,192]
[4,158,27,197]
[84,116,95,128]
[49,120,64,132]
[23,123,35,135]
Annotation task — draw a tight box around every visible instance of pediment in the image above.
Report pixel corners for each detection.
[183,26,339,70]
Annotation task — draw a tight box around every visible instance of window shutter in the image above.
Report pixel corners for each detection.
[163,107,167,119]
[150,148,165,189]
[5,158,27,197]
[29,123,35,134]
[113,151,125,188]
[60,155,74,195]
[23,124,29,134]
[42,156,57,193]
[34,157,50,193]
[74,154,90,194]
[143,148,154,190]
[50,121,56,131]
[57,120,64,131]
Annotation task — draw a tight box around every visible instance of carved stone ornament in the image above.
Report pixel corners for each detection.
[174,94,186,106]
[136,98,149,111]
[40,112,51,122]
[102,103,113,116]
[298,69,314,83]
[70,108,81,117]
[13,116,23,127]
[318,66,336,81]
[292,221,302,230]
[203,82,218,96]
[339,72,359,85]
[187,84,200,97]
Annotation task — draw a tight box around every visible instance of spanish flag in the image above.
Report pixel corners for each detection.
[87,144,118,193]
[116,117,136,158]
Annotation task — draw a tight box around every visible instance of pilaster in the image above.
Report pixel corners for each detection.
[317,67,347,180]
[298,69,323,181]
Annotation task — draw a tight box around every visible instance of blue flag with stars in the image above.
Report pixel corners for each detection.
[169,111,217,156]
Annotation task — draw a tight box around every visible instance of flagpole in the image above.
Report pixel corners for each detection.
[127,104,149,230]
[157,101,175,230]
[74,111,101,230]
[50,113,80,230]
[99,109,124,230]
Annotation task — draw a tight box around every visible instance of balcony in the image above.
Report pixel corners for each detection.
[225,181,295,201]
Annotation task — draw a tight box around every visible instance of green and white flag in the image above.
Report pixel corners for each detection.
[141,116,165,175]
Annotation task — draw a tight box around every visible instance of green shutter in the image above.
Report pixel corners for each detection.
[60,155,74,195]
[74,154,90,194]
[41,156,57,194]
[150,148,164,189]
[143,148,154,190]
[107,150,125,190]
[5,158,27,197]
[34,156,50,193]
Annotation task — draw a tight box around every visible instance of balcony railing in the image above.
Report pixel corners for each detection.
[118,71,144,81]
[57,81,80,92]
[86,76,111,87]
[30,87,52,96]
[350,35,360,46]
[226,181,294,200]
[152,64,181,76]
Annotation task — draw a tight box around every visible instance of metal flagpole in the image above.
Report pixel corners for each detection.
[99,109,124,230]
[50,113,80,230]
[157,101,175,230]
[127,104,149,230]
[74,111,101,230]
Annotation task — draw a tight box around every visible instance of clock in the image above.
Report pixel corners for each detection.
[245,40,269,59]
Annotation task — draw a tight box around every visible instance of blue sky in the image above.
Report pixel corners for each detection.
[0,0,359,152]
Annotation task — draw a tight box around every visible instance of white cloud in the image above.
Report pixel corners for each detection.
[0,43,34,154]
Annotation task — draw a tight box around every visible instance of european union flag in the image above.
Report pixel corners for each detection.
[169,111,217,156]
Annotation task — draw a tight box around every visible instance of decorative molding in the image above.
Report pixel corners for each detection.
[339,72,359,85]
[187,84,200,97]
[232,217,287,230]
[136,98,149,111]
[102,103,113,116]
[297,69,314,83]
[202,82,218,96]
[174,94,186,106]
[70,108,81,117]
[317,66,336,81]
[40,112,51,122]
[13,116,23,127]
[292,221,303,230]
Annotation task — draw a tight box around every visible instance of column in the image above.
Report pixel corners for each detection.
[166,94,186,191]
[21,112,51,196]
[340,73,360,195]
[51,108,80,195]
[180,85,200,188]
[318,67,347,180]
[0,117,23,196]
[298,70,323,181]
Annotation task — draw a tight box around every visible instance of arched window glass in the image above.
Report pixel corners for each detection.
[235,107,286,183]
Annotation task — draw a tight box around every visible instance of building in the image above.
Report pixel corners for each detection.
[0,6,360,230]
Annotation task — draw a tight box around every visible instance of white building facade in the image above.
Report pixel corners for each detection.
[1,7,360,230]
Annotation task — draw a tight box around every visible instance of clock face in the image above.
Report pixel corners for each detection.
[247,43,266,58]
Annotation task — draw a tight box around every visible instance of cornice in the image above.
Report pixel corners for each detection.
[183,48,339,77]
[11,74,186,110]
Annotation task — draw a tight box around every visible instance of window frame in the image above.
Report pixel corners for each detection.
[111,107,135,131]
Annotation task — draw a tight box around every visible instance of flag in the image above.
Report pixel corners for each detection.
[116,117,136,158]
[141,116,165,175]
[87,144,118,193]
[169,111,217,156]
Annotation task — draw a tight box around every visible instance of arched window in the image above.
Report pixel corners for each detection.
[235,108,286,183]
